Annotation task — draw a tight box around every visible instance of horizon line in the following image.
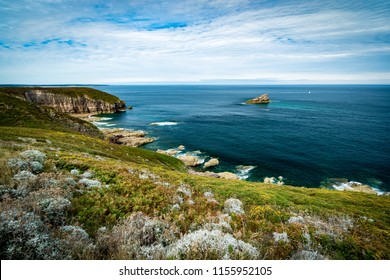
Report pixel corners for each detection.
[1,83,390,86]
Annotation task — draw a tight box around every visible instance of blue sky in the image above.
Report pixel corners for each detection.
[0,0,389,84]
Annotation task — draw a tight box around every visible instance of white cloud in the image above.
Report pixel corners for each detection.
[0,0,389,84]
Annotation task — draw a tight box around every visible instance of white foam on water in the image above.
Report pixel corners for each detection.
[92,121,109,126]
[98,117,113,121]
[149,122,178,126]
[331,180,384,195]
[235,165,256,180]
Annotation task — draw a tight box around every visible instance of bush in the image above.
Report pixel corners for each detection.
[168,229,258,260]
[0,208,64,259]
[7,149,46,175]
[291,250,326,260]
[224,198,244,214]
[99,212,176,259]
[13,171,36,181]
[38,197,71,225]
[20,150,46,164]
[59,225,94,259]
[7,158,29,172]
[29,161,44,174]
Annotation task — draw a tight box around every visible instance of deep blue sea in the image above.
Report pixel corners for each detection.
[92,85,390,192]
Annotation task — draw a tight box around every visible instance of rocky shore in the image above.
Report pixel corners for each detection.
[101,128,155,147]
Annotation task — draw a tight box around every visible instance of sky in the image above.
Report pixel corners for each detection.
[0,0,389,84]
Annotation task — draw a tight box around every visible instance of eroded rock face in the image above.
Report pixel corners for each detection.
[245,94,270,104]
[24,89,126,114]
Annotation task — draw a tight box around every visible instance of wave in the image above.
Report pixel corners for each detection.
[98,117,113,121]
[330,180,384,195]
[235,165,256,180]
[92,121,109,126]
[92,121,116,127]
[149,122,179,126]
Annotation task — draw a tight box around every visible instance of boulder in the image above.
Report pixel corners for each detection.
[177,155,203,166]
[264,177,275,184]
[204,158,219,168]
[245,94,270,104]
[102,128,155,147]
[218,172,239,180]
[348,182,377,194]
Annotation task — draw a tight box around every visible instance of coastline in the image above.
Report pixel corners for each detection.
[82,113,388,195]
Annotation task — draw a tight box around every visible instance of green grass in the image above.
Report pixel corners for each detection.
[0,92,103,137]
[0,91,389,259]
[0,86,121,103]
[0,127,186,171]
[1,126,389,259]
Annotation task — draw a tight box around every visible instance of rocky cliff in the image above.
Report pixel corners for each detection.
[0,90,104,138]
[22,88,126,114]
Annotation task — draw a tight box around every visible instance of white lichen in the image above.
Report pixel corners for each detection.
[291,250,326,260]
[177,186,192,197]
[79,178,101,188]
[171,204,181,211]
[204,191,217,203]
[70,169,79,175]
[273,232,289,243]
[81,171,93,179]
[224,198,244,214]
[288,216,305,224]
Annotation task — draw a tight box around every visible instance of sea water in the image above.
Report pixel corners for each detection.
[92,85,390,191]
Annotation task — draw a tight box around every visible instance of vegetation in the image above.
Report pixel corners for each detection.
[0,86,121,103]
[0,88,389,260]
[0,92,103,137]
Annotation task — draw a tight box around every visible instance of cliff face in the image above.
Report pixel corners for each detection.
[23,89,126,114]
[0,91,104,138]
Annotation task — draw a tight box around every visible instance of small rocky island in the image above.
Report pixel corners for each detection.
[245,93,270,104]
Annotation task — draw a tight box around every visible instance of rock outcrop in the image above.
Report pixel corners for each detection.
[22,88,126,114]
[204,158,219,168]
[177,155,203,166]
[245,94,270,104]
[218,172,239,180]
[101,128,155,147]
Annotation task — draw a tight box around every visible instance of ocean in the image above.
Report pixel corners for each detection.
[92,85,390,192]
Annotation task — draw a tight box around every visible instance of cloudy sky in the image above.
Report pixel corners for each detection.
[0,0,389,84]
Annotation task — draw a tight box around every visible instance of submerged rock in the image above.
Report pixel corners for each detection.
[245,94,270,104]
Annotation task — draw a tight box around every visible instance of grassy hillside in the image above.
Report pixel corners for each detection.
[0,86,121,103]
[1,126,389,260]
[0,89,389,260]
